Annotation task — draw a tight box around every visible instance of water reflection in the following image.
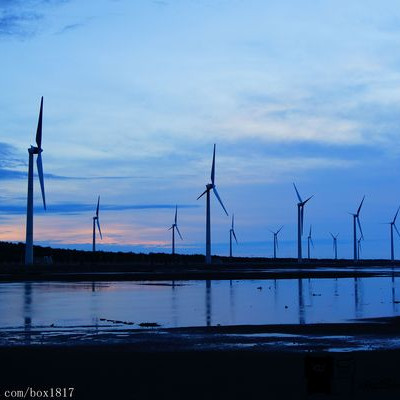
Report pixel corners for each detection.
[206,280,211,326]
[354,278,363,318]
[171,280,178,327]
[229,280,235,323]
[0,276,399,331]
[298,279,305,324]
[23,282,32,344]
[392,270,398,313]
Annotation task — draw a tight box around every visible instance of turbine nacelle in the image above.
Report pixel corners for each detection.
[29,145,42,154]
[293,183,313,236]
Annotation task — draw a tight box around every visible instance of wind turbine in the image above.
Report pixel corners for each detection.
[229,214,238,258]
[330,232,339,260]
[92,196,102,252]
[388,206,400,261]
[169,205,183,255]
[197,144,228,264]
[270,226,283,259]
[25,97,46,265]
[350,196,365,261]
[307,225,314,260]
[293,183,313,263]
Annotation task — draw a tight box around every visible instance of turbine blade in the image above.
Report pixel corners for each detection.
[302,195,314,205]
[232,229,238,244]
[309,225,312,237]
[276,235,279,249]
[96,196,100,217]
[176,225,183,240]
[311,237,314,248]
[197,189,208,200]
[330,232,334,239]
[356,195,365,216]
[35,96,43,149]
[36,153,46,210]
[394,206,400,224]
[211,144,216,185]
[231,214,234,230]
[168,226,173,231]
[97,219,102,240]
[175,205,178,224]
[394,224,400,238]
[213,187,228,216]
[357,217,364,239]
[293,182,302,203]
[277,225,284,234]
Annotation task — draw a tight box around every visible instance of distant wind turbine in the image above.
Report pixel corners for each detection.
[270,226,283,259]
[388,206,400,261]
[229,214,238,258]
[307,225,314,260]
[293,183,313,263]
[330,232,339,260]
[92,196,102,252]
[169,205,183,255]
[197,144,228,264]
[350,196,365,261]
[25,97,46,265]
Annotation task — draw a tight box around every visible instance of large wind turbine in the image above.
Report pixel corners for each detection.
[351,196,365,261]
[229,214,238,258]
[92,196,102,252]
[330,232,339,260]
[197,144,228,264]
[307,225,314,260]
[270,226,283,259]
[388,206,400,261]
[25,97,46,265]
[169,205,183,255]
[293,183,313,263]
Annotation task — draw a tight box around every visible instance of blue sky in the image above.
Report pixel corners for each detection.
[1,0,400,259]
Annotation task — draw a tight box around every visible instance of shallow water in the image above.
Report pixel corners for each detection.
[1,275,400,331]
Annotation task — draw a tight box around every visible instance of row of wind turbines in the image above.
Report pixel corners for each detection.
[23,98,400,265]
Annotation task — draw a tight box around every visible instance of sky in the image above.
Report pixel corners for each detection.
[1,0,400,259]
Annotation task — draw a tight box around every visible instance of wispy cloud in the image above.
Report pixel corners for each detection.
[0,202,199,215]
[0,0,69,38]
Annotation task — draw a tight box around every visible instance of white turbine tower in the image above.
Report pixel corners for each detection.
[92,196,102,252]
[388,206,400,261]
[229,214,238,258]
[169,205,183,255]
[270,226,283,259]
[307,225,314,260]
[293,183,313,263]
[351,196,365,261]
[197,144,228,264]
[25,97,46,265]
[330,232,339,260]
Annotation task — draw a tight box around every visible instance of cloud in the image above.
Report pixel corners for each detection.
[0,202,199,215]
[0,0,69,38]
[57,22,83,34]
